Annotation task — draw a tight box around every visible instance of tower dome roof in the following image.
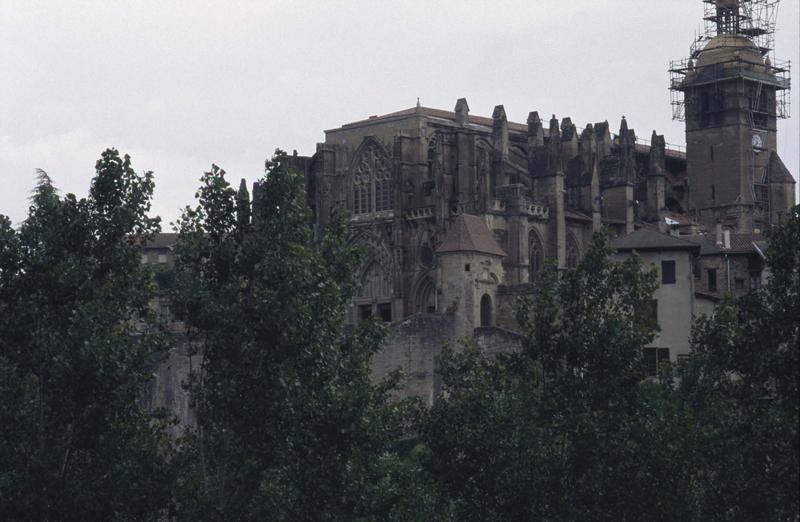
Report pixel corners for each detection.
[696,34,763,68]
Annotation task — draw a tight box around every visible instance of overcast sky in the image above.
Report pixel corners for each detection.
[2,0,798,227]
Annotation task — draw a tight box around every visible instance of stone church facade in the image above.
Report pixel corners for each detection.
[282,0,795,400]
[145,0,795,410]
[294,102,685,333]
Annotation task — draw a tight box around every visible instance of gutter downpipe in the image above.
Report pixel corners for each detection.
[726,253,731,293]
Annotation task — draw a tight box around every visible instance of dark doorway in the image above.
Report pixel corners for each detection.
[480,294,492,327]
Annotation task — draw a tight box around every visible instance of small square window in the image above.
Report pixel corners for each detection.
[734,278,745,291]
[661,260,676,284]
[359,305,372,321]
[464,264,471,272]
[157,253,168,264]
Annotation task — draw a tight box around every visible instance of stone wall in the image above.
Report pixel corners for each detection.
[370,313,456,404]
[473,326,525,357]
[145,334,200,437]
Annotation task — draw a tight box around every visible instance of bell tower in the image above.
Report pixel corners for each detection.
[669,0,792,232]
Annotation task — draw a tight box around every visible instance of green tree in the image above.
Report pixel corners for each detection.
[419,230,693,521]
[0,152,174,520]
[171,151,419,521]
[677,206,799,521]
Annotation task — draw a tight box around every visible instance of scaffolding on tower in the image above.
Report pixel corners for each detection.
[669,0,791,123]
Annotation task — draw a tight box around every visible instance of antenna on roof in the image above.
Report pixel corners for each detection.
[416,97,421,108]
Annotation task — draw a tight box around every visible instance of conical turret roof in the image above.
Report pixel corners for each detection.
[436,214,506,257]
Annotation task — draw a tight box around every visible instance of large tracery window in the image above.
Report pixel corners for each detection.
[353,142,393,215]
[529,230,544,281]
[353,172,371,215]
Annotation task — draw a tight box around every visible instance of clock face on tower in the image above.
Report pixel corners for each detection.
[752,133,763,149]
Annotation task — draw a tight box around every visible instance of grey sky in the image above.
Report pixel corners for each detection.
[2,0,798,227]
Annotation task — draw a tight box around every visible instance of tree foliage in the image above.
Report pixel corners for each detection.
[1,142,795,521]
[418,212,799,521]
[418,231,686,521]
[675,205,799,520]
[0,151,174,520]
[170,151,417,521]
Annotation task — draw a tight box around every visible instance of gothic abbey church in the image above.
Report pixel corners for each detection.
[289,0,795,396]
[144,0,795,411]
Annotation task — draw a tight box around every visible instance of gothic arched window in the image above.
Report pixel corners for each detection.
[529,230,544,281]
[353,170,371,215]
[566,234,580,269]
[353,142,393,215]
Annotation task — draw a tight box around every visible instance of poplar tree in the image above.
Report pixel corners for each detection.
[0,151,174,520]
[417,231,691,521]
[678,206,799,520]
[171,151,418,521]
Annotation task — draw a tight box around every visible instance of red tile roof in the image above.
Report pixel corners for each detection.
[662,211,694,226]
[335,105,686,159]
[339,106,531,133]
[727,233,764,253]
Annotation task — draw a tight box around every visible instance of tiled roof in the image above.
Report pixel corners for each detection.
[683,234,722,255]
[767,151,796,183]
[662,211,694,226]
[612,228,700,252]
[336,106,687,161]
[144,233,178,249]
[340,106,531,133]
[634,143,686,160]
[682,233,764,255]
[436,214,506,257]
[728,233,764,253]
[566,209,592,221]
